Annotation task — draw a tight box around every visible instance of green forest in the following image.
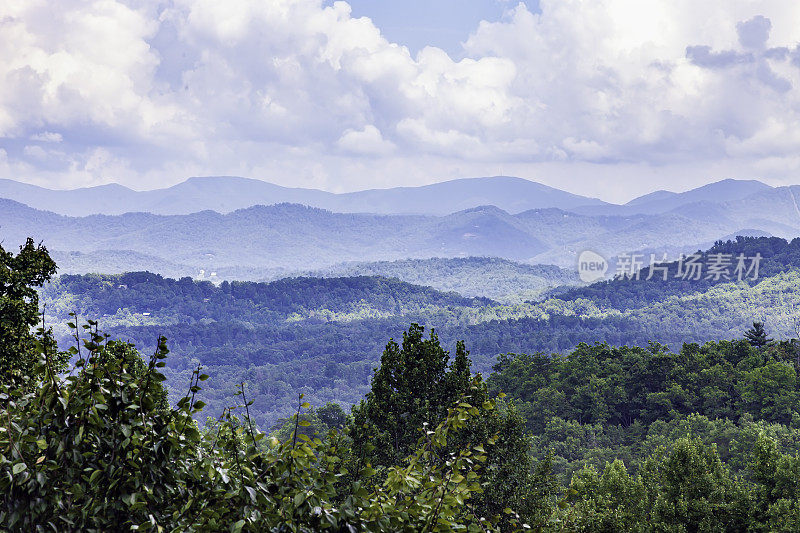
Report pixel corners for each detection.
[37,236,800,427]
[2,236,800,530]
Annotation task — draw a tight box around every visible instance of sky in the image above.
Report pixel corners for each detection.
[2,1,800,203]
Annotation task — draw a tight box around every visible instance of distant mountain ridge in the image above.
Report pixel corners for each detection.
[3,176,800,279]
[575,178,774,216]
[0,176,609,217]
[1,175,785,222]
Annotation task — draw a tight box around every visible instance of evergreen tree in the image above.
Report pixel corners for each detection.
[349,323,543,527]
[745,321,773,348]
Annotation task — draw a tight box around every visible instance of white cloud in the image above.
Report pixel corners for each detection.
[30,131,63,143]
[2,0,800,200]
[337,125,395,155]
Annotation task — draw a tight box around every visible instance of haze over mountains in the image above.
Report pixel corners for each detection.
[2,175,800,286]
[0,176,608,217]
[0,175,788,219]
[0,174,800,280]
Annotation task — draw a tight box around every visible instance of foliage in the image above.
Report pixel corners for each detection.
[0,321,506,532]
[5,238,800,530]
[0,238,63,385]
[37,236,800,428]
[349,324,545,528]
[745,321,773,348]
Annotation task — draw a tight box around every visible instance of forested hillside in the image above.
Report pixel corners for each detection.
[39,236,800,427]
[5,238,800,530]
[295,256,580,301]
[5,185,800,280]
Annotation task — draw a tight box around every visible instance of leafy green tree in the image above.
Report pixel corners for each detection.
[0,238,61,385]
[349,324,541,527]
[0,320,505,531]
[350,323,474,466]
[745,321,773,348]
[562,459,646,532]
[317,401,348,430]
[748,434,800,531]
[639,438,749,531]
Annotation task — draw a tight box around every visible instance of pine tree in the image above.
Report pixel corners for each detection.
[745,321,773,348]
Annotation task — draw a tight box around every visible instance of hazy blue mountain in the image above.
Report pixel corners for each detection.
[49,250,194,279]
[4,180,800,278]
[0,180,142,217]
[624,189,678,206]
[0,175,608,216]
[574,178,773,216]
[326,176,608,215]
[0,200,547,272]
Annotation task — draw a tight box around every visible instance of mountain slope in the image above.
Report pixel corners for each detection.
[298,257,579,300]
[575,179,773,216]
[0,200,549,272]
[5,185,800,277]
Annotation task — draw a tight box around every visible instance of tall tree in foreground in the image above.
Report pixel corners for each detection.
[0,238,61,386]
[350,324,474,465]
[349,323,545,527]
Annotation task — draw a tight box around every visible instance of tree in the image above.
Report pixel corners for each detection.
[349,323,474,466]
[639,438,749,531]
[348,324,540,526]
[0,238,61,385]
[0,320,505,531]
[317,401,348,430]
[745,321,773,348]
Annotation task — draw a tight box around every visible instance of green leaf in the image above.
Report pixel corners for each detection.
[12,463,27,475]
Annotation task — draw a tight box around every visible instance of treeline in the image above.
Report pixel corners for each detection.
[43,272,491,324]
[295,256,579,301]
[489,337,800,478]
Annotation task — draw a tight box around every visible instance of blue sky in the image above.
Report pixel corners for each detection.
[1,1,800,202]
[333,1,539,57]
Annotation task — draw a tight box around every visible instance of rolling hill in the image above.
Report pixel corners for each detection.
[38,236,800,427]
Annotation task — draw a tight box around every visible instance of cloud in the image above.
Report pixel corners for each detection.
[686,14,794,94]
[2,0,800,199]
[337,125,395,155]
[738,15,772,49]
[29,131,63,143]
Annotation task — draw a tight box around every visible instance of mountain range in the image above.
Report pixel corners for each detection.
[0,176,608,217]
[2,175,779,218]
[3,175,800,280]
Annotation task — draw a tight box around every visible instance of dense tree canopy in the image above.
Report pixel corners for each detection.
[4,236,800,529]
[0,238,61,386]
